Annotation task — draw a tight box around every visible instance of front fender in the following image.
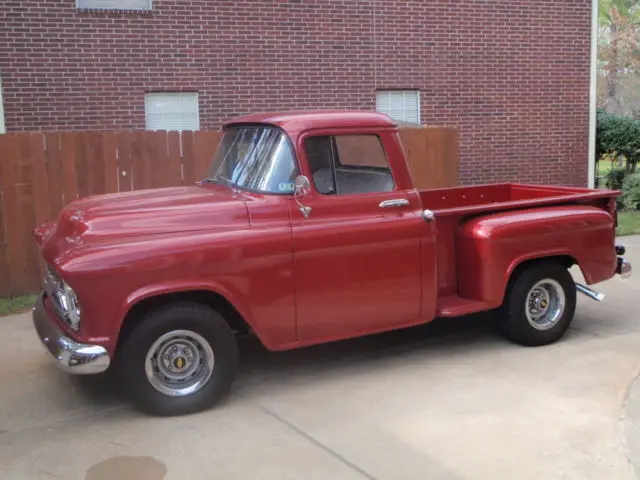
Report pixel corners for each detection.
[116,280,274,347]
[456,205,616,305]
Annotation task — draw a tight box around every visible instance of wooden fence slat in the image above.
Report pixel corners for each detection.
[117,131,133,192]
[0,134,23,294]
[27,133,50,281]
[102,131,118,194]
[131,131,149,190]
[0,135,14,296]
[75,132,90,198]
[194,131,221,180]
[0,217,8,296]
[85,131,105,196]
[0,243,9,297]
[182,131,197,185]
[18,134,40,293]
[144,131,158,189]
[60,133,79,204]
[149,131,171,188]
[167,132,183,186]
[29,133,51,228]
[45,133,64,216]
[442,128,459,188]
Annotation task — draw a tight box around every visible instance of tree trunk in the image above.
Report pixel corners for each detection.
[606,24,621,114]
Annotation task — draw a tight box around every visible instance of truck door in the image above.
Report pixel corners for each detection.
[290,130,434,341]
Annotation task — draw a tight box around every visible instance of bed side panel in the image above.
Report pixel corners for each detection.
[456,205,616,305]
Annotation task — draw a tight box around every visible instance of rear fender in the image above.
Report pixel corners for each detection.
[456,205,616,306]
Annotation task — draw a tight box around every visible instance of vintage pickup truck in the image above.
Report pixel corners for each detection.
[32,110,631,416]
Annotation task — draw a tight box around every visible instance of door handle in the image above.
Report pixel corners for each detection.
[379,199,410,208]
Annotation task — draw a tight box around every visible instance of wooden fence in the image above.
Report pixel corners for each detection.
[0,127,458,297]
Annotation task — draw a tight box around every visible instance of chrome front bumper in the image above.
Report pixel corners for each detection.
[32,294,111,374]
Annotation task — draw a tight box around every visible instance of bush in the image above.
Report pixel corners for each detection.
[596,109,640,173]
[622,174,640,211]
[605,167,628,191]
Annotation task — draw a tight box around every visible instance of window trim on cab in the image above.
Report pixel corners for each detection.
[300,131,396,197]
[205,123,302,196]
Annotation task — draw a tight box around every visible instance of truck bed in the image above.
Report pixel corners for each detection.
[424,183,619,314]
[419,183,617,216]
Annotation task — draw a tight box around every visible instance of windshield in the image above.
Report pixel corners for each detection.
[205,125,299,194]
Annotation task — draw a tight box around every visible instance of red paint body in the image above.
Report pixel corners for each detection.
[33,111,621,358]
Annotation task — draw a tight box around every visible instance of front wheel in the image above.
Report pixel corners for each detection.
[499,261,577,346]
[116,302,239,416]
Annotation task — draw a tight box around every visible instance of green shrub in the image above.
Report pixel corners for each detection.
[605,167,627,191]
[596,109,640,174]
[622,173,640,211]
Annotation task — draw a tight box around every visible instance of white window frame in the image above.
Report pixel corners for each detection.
[76,0,152,10]
[0,73,5,134]
[144,92,200,132]
[375,89,421,125]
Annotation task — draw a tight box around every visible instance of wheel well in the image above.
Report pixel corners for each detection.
[512,255,576,275]
[117,290,251,351]
[505,255,577,295]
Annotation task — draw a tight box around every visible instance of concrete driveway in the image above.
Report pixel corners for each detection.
[1,237,639,480]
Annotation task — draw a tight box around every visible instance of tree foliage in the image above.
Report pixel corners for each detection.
[598,0,640,115]
[597,109,640,173]
[622,173,640,209]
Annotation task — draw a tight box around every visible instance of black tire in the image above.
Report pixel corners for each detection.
[116,302,239,416]
[499,261,577,346]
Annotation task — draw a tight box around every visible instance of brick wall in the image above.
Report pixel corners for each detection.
[0,0,592,186]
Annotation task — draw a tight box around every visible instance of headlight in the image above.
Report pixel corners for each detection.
[44,267,81,331]
[61,281,81,331]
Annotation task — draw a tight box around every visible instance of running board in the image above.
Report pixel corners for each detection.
[576,283,605,302]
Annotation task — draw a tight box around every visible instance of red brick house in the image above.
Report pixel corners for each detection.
[0,0,596,186]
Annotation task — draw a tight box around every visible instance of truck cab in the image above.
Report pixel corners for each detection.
[31,110,632,416]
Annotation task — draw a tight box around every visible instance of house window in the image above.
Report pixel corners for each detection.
[145,92,200,131]
[76,0,151,10]
[376,90,420,124]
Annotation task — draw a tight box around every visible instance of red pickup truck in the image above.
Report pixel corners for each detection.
[32,110,631,416]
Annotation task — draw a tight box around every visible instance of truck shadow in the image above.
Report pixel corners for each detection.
[70,312,500,406]
[76,303,615,409]
[233,312,502,392]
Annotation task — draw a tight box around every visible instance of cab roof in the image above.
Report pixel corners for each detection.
[222,110,398,134]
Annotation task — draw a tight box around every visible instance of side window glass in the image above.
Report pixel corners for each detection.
[304,136,336,195]
[333,135,395,195]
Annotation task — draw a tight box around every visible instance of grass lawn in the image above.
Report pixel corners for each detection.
[617,210,640,236]
[598,158,614,177]
[0,294,37,317]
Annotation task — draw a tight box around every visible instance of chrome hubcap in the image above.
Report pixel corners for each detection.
[525,279,566,331]
[145,330,214,397]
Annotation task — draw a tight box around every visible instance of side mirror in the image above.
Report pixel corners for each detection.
[293,175,312,218]
[294,175,311,197]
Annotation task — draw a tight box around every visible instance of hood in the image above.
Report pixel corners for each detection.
[46,185,249,244]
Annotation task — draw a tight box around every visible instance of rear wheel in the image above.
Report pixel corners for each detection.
[116,302,239,416]
[499,261,577,346]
